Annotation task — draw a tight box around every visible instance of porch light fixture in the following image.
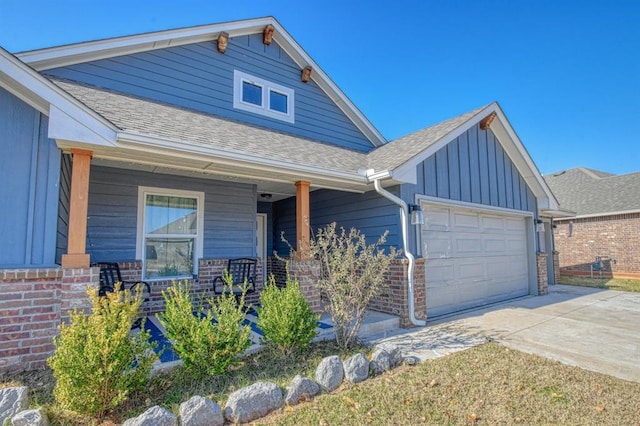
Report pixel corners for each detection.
[260,193,272,199]
[217,31,229,53]
[301,66,312,83]
[409,204,424,225]
[263,24,275,45]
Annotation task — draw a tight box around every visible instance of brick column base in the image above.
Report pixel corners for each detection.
[536,252,549,295]
[552,251,560,285]
[287,259,322,314]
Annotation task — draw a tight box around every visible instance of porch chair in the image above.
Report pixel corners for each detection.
[212,257,257,300]
[93,262,151,327]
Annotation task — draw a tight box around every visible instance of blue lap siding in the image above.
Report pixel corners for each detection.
[45,34,374,152]
[86,166,257,263]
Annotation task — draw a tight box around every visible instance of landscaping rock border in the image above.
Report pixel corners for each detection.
[4,344,408,425]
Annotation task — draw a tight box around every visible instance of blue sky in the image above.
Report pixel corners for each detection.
[1,0,638,175]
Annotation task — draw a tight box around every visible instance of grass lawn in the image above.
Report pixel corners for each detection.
[263,343,640,425]
[3,342,640,425]
[559,275,640,292]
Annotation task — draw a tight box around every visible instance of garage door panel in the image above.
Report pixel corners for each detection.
[482,216,505,231]
[452,211,480,228]
[424,206,450,230]
[483,238,507,254]
[454,235,483,256]
[422,201,531,318]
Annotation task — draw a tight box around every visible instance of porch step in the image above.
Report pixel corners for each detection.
[314,310,400,342]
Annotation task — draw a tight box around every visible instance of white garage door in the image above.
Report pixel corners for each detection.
[421,202,531,318]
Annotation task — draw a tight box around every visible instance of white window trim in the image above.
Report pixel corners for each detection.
[136,186,205,280]
[233,70,295,123]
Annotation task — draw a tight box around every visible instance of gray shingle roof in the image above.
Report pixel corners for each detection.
[544,167,640,216]
[52,78,367,174]
[367,105,489,171]
[50,77,491,179]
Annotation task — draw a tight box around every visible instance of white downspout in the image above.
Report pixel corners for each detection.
[373,179,426,326]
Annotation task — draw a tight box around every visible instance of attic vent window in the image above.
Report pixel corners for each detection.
[233,70,294,123]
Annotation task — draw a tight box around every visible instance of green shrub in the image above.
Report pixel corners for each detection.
[288,223,397,350]
[157,278,250,377]
[48,284,156,419]
[257,275,319,356]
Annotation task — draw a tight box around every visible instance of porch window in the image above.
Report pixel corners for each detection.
[233,70,294,123]
[137,187,204,280]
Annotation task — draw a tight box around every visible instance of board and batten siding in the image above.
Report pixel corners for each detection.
[412,125,537,214]
[86,166,257,262]
[0,87,61,267]
[45,34,374,152]
[273,188,401,255]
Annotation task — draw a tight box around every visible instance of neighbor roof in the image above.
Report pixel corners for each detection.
[544,167,640,217]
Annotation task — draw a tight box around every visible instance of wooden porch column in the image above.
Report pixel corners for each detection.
[295,180,310,258]
[61,149,93,268]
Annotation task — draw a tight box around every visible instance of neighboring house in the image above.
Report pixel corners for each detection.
[1,17,563,372]
[545,167,640,278]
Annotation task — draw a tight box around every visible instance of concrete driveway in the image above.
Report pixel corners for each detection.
[371,285,640,383]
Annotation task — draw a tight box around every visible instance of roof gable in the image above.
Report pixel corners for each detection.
[365,102,560,212]
[17,17,386,148]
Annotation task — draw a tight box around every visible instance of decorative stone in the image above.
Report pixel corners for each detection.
[224,382,283,424]
[370,347,392,375]
[0,386,29,425]
[10,408,49,426]
[375,343,403,367]
[315,355,344,392]
[285,375,320,406]
[403,356,419,366]
[343,353,370,383]
[179,395,223,426]
[122,406,177,426]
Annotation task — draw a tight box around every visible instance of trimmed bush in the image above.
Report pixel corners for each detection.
[157,278,250,377]
[257,275,319,356]
[294,223,397,350]
[48,284,156,419]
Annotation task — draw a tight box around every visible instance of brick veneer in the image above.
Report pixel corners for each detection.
[0,258,268,373]
[536,252,549,295]
[287,259,322,314]
[0,267,99,373]
[553,213,640,278]
[116,258,265,314]
[369,258,426,328]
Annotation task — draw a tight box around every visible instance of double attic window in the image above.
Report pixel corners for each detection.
[233,70,294,123]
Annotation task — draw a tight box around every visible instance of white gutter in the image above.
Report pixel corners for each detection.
[372,178,426,326]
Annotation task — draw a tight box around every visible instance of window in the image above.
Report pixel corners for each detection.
[137,187,204,280]
[233,70,294,123]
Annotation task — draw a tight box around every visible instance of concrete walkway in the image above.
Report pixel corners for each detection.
[369,285,640,383]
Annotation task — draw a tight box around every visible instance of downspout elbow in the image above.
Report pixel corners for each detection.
[373,179,426,327]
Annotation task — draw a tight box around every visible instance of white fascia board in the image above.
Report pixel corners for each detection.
[17,17,275,71]
[389,104,494,183]
[117,130,369,186]
[1,47,117,145]
[489,106,560,211]
[49,105,116,146]
[269,24,387,148]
